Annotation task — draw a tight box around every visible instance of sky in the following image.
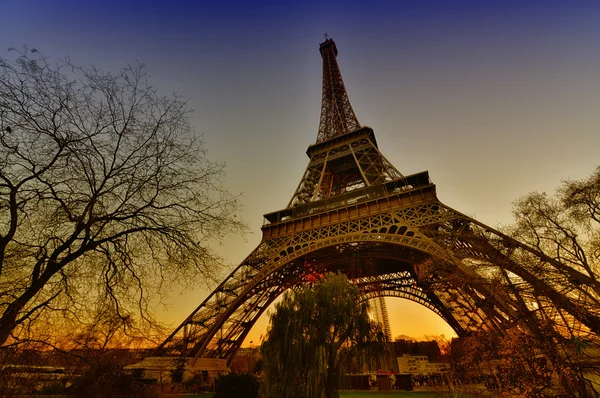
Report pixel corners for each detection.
[2,0,600,345]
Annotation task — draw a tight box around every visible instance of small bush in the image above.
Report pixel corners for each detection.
[38,382,70,395]
[69,355,140,397]
[213,372,259,398]
[183,370,210,393]
[170,357,186,382]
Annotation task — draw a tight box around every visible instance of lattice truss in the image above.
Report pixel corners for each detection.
[157,199,600,363]
[317,39,360,143]
[289,128,404,207]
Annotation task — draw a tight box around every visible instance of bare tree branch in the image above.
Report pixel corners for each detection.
[0,48,246,346]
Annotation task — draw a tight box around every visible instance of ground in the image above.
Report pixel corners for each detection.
[162,392,483,398]
[36,388,487,397]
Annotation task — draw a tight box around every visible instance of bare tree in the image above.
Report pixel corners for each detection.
[511,167,600,294]
[0,48,245,347]
[505,167,600,396]
[449,168,600,397]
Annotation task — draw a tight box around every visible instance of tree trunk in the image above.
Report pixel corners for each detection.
[0,268,56,346]
[324,347,339,398]
[0,297,29,346]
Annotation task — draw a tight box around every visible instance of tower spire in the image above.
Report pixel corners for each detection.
[317,38,361,143]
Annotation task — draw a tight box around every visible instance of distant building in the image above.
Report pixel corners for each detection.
[1,364,75,394]
[124,357,228,384]
[396,355,450,376]
[387,339,444,372]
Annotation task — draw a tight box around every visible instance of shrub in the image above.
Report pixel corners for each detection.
[69,354,139,397]
[213,372,259,398]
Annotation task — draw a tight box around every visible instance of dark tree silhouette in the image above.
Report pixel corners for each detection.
[0,48,244,346]
[453,168,600,397]
[260,273,385,398]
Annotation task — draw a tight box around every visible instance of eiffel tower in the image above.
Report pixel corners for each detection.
[158,38,600,368]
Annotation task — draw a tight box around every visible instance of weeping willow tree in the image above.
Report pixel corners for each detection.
[260,273,385,398]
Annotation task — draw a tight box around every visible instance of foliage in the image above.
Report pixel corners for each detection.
[229,346,261,374]
[453,328,554,397]
[213,372,259,398]
[339,329,389,374]
[419,334,451,356]
[69,352,139,398]
[438,168,600,398]
[507,167,600,396]
[0,47,245,346]
[452,315,600,397]
[169,357,186,383]
[511,166,600,307]
[252,357,263,374]
[260,272,385,398]
[38,382,70,395]
[183,369,210,392]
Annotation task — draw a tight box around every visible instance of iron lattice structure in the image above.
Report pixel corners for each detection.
[158,38,600,366]
[316,38,360,143]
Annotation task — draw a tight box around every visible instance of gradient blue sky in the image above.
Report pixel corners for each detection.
[3,0,600,343]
